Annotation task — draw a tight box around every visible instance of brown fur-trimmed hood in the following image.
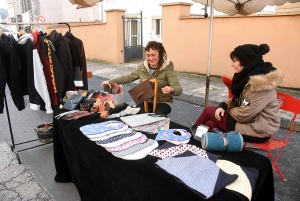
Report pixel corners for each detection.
[248,68,283,92]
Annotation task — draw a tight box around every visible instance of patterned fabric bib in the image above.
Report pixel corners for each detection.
[155,129,192,141]
[119,140,159,160]
[106,134,148,152]
[96,132,142,148]
[80,120,126,137]
[149,144,208,159]
[89,128,132,141]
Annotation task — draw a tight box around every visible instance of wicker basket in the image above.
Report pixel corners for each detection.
[34,123,53,143]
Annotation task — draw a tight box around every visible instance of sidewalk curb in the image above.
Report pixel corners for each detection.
[93,74,300,132]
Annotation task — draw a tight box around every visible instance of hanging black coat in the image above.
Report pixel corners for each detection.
[0,34,25,113]
[47,30,74,95]
[64,31,88,90]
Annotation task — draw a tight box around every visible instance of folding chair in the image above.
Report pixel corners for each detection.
[244,92,300,181]
[144,78,158,113]
[221,75,233,98]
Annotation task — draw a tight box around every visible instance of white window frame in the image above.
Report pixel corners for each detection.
[153,16,162,39]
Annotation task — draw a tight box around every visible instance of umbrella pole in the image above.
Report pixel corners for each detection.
[205,0,214,107]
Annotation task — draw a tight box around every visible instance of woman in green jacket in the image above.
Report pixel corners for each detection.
[101,41,182,115]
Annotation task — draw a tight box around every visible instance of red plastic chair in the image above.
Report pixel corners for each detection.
[221,75,233,98]
[244,92,300,181]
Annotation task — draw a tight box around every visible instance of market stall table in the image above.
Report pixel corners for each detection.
[53,106,274,201]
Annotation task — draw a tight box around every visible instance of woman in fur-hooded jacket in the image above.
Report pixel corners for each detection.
[193,44,284,142]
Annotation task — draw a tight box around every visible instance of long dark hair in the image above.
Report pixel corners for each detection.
[145,41,167,73]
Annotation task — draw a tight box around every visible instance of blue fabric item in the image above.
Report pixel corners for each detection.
[80,120,125,135]
[201,128,243,152]
[155,129,191,141]
[156,154,238,199]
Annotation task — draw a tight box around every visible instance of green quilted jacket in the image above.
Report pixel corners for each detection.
[108,59,182,103]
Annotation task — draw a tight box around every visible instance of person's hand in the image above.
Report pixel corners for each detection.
[101,81,109,88]
[161,86,174,94]
[215,108,225,121]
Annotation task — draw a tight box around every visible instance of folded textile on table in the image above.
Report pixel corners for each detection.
[132,118,170,134]
[201,128,244,152]
[216,160,259,201]
[62,111,94,120]
[107,106,141,118]
[149,142,209,160]
[120,113,166,127]
[155,152,238,199]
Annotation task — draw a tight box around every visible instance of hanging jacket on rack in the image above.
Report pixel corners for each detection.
[0,34,25,113]
[64,31,88,90]
[47,30,74,95]
[17,33,53,114]
[33,31,59,106]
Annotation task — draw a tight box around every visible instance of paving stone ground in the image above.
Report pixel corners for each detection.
[0,142,54,201]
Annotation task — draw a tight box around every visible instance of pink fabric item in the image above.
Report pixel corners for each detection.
[106,134,148,152]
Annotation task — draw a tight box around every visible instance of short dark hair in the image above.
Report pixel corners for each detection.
[145,41,167,69]
[229,51,246,67]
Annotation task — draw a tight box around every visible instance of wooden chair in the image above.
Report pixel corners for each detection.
[144,78,158,113]
[244,92,300,181]
[221,75,233,98]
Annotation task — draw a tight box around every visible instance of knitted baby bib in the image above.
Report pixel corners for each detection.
[80,120,126,137]
[155,129,192,142]
[106,134,148,152]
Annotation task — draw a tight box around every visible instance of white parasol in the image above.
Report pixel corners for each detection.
[69,0,102,7]
[192,0,300,106]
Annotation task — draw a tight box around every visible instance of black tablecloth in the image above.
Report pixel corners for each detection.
[53,106,274,201]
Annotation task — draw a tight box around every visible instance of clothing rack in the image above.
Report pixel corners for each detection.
[1,22,71,164]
